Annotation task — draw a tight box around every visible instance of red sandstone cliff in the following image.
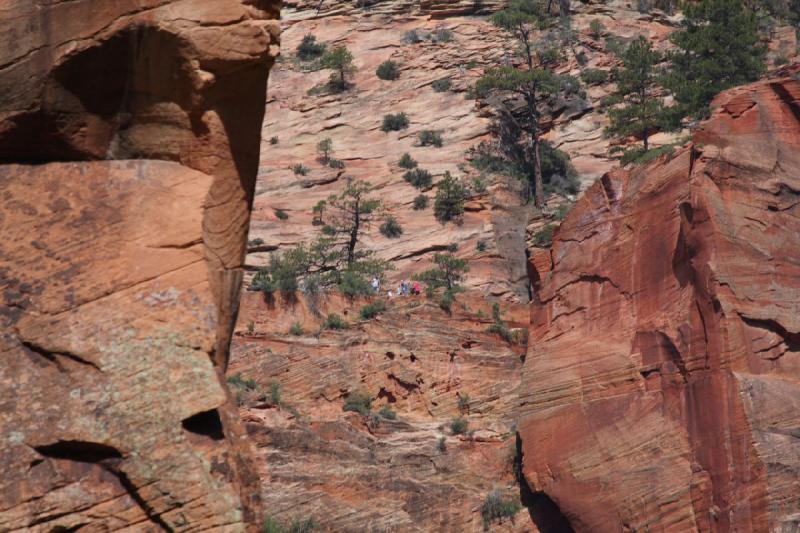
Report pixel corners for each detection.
[523,70,800,532]
[0,1,278,530]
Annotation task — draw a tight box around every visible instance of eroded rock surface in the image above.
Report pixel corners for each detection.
[523,71,800,532]
[0,1,278,530]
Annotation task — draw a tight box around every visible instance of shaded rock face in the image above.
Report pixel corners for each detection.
[0,1,278,530]
[522,73,800,532]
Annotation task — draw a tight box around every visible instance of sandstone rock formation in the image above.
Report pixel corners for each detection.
[231,290,529,531]
[523,70,800,532]
[0,1,278,530]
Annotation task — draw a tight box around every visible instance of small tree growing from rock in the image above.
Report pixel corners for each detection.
[320,45,356,92]
[433,172,465,224]
[317,137,333,163]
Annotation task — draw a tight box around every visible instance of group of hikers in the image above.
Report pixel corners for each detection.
[371,277,421,297]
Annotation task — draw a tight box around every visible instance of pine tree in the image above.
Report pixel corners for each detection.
[605,37,664,151]
[475,67,559,207]
[433,172,466,223]
[320,46,356,92]
[666,0,766,120]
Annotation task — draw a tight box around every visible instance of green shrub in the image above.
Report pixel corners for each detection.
[292,164,309,176]
[323,313,348,330]
[533,224,555,247]
[450,416,469,435]
[328,158,345,169]
[343,391,372,415]
[434,172,465,223]
[553,203,570,221]
[270,136,279,145]
[381,112,410,132]
[360,300,386,319]
[412,194,429,210]
[378,405,397,419]
[376,60,400,80]
[247,321,255,334]
[228,374,258,391]
[431,78,451,92]
[403,168,433,190]
[580,68,609,85]
[476,239,487,252]
[338,270,372,297]
[439,289,455,312]
[480,491,522,530]
[263,515,319,533]
[289,322,304,336]
[275,209,289,220]
[437,436,447,452]
[619,144,675,166]
[269,382,282,406]
[589,19,605,39]
[433,28,453,42]
[296,34,326,61]
[457,393,470,414]
[402,29,425,44]
[418,130,443,147]
[398,152,417,169]
[472,177,487,194]
[487,302,513,342]
[380,216,403,238]
[249,237,264,246]
[775,54,789,66]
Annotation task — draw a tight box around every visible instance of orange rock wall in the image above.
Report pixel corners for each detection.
[0,1,278,530]
[522,72,800,532]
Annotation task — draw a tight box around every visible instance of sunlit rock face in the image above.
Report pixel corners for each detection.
[0,1,279,530]
[523,71,800,532]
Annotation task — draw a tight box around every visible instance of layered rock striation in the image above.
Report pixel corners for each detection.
[523,70,800,532]
[0,1,278,530]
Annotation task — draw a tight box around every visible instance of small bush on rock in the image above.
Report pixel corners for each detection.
[418,130,443,147]
[412,194,429,210]
[296,34,326,61]
[450,417,469,435]
[381,112,410,132]
[343,391,373,415]
[380,216,403,238]
[323,313,348,330]
[376,60,400,80]
[403,168,433,190]
[398,152,418,169]
[431,78,452,92]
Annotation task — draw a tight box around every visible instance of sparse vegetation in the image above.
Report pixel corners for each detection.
[289,322,304,336]
[431,78,452,92]
[379,216,403,238]
[292,164,309,176]
[487,302,513,342]
[263,515,319,533]
[319,45,356,92]
[317,137,333,163]
[376,60,400,80]
[433,172,465,223]
[343,391,373,416]
[270,136,279,145]
[414,252,469,295]
[412,194,429,210]
[437,436,447,452]
[275,209,289,220]
[472,177,487,194]
[360,300,386,319]
[457,393,470,414]
[403,168,433,190]
[450,417,469,435]
[249,237,264,246]
[476,239,488,252]
[398,152,417,169]
[323,313,348,330]
[247,321,255,334]
[589,19,605,39]
[533,224,556,247]
[296,34,326,61]
[378,405,397,419]
[480,490,522,530]
[418,130,443,147]
[580,68,609,85]
[381,112,410,132]
[269,381,282,406]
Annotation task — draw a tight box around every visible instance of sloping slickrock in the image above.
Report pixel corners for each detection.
[230,291,531,531]
[521,72,800,532]
[0,1,278,530]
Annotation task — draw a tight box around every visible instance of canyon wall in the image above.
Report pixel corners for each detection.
[523,70,800,532]
[0,1,279,530]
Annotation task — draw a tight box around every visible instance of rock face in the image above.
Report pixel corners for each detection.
[522,72,800,532]
[0,1,278,530]
[231,290,529,531]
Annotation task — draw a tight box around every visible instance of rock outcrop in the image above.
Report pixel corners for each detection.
[231,290,529,531]
[0,1,278,530]
[522,71,800,532]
